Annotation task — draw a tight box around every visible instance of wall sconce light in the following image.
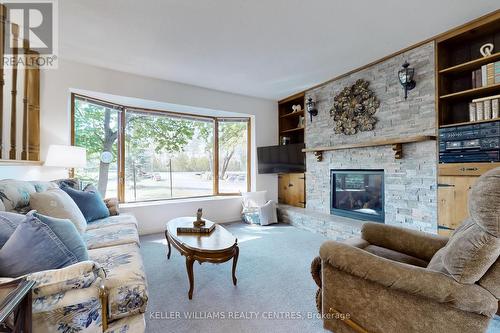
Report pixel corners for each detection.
[306,97,318,122]
[398,61,416,100]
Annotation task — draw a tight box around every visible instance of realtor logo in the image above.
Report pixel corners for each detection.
[2,0,58,68]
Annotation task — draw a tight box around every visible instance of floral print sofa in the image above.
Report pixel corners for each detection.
[0,179,148,333]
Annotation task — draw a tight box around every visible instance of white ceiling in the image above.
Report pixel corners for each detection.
[60,1,500,100]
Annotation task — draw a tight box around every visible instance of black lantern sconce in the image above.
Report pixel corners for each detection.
[398,61,416,100]
[306,97,318,122]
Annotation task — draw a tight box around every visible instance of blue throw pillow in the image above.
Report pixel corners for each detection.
[0,214,79,277]
[60,184,110,222]
[28,211,89,261]
[0,211,25,248]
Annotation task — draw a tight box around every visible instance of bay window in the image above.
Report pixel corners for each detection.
[71,94,250,202]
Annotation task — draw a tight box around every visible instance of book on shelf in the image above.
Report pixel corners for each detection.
[476,100,484,120]
[473,68,482,88]
[493,99,499,119]
[484,99,492,119]
[469,102,477,122]
[496,61,500,84]
[481,65,487,87]
[177,219,215,234]
[476,61,500,86]
[486,63,495,86]
[472,94,500,121]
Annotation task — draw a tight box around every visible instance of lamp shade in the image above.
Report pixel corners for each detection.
[45,145,87,168]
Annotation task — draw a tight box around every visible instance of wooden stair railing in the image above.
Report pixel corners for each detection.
[21,39,28,160]
[9,22,18,160]
[26,51,40,161]
[0,3,40,163]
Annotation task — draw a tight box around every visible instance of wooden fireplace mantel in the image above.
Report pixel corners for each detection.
[302,135,436,161]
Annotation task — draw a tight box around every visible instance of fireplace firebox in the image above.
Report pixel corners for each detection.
[330,169,384,222]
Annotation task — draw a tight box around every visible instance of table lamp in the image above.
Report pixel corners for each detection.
[45,145,87,177]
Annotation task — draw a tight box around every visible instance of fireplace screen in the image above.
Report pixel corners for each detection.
[331,170,384,222]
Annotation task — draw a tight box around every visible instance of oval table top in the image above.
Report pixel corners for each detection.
[166,217,237,253]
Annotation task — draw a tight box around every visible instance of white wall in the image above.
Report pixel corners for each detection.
[0,59,278,234]
[121,197,244,235]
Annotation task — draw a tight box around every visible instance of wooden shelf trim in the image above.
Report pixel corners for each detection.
[303,135,436,152]
[439,118,499,128]
[440,83,500,100]
[278,92,305,104]
[0,159,43,166]
[280,111,304,119]
[280,126,304,134]
[439,52,500,75]
[303,135,436,161]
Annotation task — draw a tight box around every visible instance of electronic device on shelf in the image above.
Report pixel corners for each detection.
[439,120,499,163]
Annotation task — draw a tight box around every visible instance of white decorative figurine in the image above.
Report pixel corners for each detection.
[479,43,494,57]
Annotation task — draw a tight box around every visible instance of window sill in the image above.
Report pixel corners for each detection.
[119,195,242,208]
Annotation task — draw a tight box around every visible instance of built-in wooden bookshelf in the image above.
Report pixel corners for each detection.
[435,11,500,236]
[278,92,305,144]
[277,92,306,208]
[436,12,500,127]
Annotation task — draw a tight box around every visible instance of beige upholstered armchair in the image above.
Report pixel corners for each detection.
[311,167,500,333]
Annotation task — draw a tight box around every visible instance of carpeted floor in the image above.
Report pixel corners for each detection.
[141,222,326,333]
[140,222,500,333]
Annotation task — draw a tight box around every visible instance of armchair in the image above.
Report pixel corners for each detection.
[312,167,500,333]
[241,191,277,226]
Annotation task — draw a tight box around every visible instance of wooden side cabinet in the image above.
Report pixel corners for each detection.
[437,162,500,235]
[278,173,305,208]
[437,176,477,235]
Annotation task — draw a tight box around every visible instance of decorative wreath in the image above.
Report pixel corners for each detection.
[329,79,380,135]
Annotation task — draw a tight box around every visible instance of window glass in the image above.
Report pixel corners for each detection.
[124,110,214,201]
[218,119,249,193]
[72,94,250,202]
[73,97,119,198]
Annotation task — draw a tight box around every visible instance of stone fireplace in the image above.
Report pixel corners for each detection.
[278,42,438,238]
[331,169,384,223]
[302,41,438,234]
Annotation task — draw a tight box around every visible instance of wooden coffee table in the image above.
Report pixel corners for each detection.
[164,217,239,299]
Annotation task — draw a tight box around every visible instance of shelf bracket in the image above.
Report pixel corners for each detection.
[313,151,323,162]
[392,143,402,159]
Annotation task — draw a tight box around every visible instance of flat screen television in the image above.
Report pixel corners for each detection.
[257,143,305,174]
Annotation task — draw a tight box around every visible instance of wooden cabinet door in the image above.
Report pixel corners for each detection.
[438,176,478,234]
[288,173,305,207]
[278,173,305,207]
[278,174,289,204]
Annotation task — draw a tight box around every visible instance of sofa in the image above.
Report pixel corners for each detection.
[0,179,148,333]
[311,167,500,333]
